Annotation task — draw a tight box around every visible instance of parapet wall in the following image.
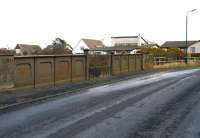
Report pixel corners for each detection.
[0,54,153,91]
[0,55,15,89]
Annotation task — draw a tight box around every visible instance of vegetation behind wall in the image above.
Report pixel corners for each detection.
[190,53,200,57]
[140,48,184,59]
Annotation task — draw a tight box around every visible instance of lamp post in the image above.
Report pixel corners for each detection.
[185,9,197,62]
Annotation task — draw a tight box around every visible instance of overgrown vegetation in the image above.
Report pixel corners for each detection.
[190,53,200,57]
[0,49,15,55]
[139,48,184,59]
[52,37,73,50]
[41,37,72,55]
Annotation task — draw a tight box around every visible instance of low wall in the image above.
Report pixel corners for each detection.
[0,54,153,91]
[54,56,71,85]
[15,56,34,88]
[14,55,87,89]
[71,55,86,82]
[0,55,15,89]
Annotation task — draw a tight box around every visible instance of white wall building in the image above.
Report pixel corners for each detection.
[187,41,200,54]
[73,39,105,54]
[111,35,148,47]
[161,40,200,54]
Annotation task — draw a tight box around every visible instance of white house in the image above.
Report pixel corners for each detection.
[73,39,105,54]
[110,35,159,54]
[111,35,149,47]
[161,40,200,54]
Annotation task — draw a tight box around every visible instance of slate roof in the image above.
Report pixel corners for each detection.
[82,39,105,49]
[161,41,200,48]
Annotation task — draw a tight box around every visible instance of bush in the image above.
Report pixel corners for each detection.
[41,44,72,55]
[140,48,166,57]
[40,37,73,55]
[0,49,15,55]
[139,48,184,59]
[191,53,200,57]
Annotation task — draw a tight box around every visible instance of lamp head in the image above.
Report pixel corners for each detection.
[186,9,197,15]
[190,9,197,12]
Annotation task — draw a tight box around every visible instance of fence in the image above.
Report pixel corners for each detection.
[153,57,200,65]
[88,54,111,79]
[0,54,153,90]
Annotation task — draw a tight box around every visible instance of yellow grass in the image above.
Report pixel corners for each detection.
[154,61,200,69]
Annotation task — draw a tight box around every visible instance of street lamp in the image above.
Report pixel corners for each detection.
[185,9,197,62]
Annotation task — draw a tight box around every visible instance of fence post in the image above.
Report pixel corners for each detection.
[53,56,56,87]
[85,53,89,80]
[135,54,137,71]
[128,54,130,72]
[110,53,113,76]
[120,55,122,73]
[141,54,144,70]
[33,56,36,88]
[70,56,73,82]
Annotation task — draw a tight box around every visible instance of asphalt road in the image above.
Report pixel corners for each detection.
[1,68,200,138]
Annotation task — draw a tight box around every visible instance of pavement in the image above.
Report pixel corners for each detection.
[1,68,200,138]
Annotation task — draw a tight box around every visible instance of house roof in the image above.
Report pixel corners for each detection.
[82,39,105,49]
[161,41,200,48]
[0,48,15,55]
[15,44,42,55]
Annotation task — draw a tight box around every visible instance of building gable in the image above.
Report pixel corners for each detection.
[111,35,149,46]
[188,42,200,53]
[73,39,105,54]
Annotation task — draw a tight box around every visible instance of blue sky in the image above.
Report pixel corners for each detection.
[0,0,199,48]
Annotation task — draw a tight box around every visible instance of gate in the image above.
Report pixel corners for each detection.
[88,54,111,80]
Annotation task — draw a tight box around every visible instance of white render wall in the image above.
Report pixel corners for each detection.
[73,40,88,54]
[73,40,106,55]
[15,49,22,55]
[187,42,200,53]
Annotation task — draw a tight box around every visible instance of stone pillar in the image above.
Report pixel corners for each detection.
[0,54,15,90]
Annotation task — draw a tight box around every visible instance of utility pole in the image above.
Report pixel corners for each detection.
[185,9,197,63]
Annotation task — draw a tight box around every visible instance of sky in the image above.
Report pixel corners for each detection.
[0,0,199,48]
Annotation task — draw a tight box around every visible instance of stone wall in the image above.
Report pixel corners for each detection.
[0,55,15,89]
[0,54,153,90]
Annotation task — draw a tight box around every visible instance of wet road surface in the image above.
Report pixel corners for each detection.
[1,69,200,138]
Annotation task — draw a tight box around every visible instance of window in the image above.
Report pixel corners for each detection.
[190,47,196,53]
[80,46,84,50]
